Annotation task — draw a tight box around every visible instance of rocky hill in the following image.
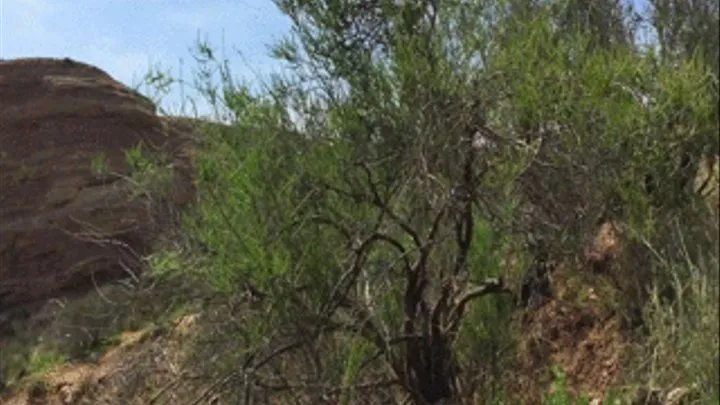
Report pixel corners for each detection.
[0,58,196,331]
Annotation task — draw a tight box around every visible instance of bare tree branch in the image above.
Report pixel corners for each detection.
[445,277,511,335]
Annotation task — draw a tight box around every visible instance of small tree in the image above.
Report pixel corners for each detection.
[163,1,718,404]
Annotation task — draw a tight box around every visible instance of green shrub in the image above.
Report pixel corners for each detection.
[130,1,718,403]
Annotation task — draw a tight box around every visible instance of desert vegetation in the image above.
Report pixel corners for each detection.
[1,0,718,404]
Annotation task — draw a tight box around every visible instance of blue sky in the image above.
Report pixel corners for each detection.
[1,0,292,117]
[2,0,653,118]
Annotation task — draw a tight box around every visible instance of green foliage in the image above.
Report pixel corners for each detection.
[339,336,373,405]
[124,143,174,198]
[131,0,719,403]
[488,8,716,228]
[25,347,67,377]
[542,368,578,405]
[541,367,630,405]
[634,221,720,401]
[187,114,305,296]
[145,248,185,280]
[90,152,109,175]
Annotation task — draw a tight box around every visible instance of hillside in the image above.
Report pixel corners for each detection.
[1,2,719,404]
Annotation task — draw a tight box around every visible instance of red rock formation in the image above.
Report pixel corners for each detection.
[0,58,195,311]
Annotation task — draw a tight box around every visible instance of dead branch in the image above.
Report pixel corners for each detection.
[444,277,512,335]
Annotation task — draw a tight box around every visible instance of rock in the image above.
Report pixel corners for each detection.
[664,386,693,405]
[583,220,625,274]
[0,57,196,313]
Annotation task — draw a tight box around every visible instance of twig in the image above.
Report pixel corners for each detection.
[184,339,306,405]
[445,277,512,334]
[149,372,186,404]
